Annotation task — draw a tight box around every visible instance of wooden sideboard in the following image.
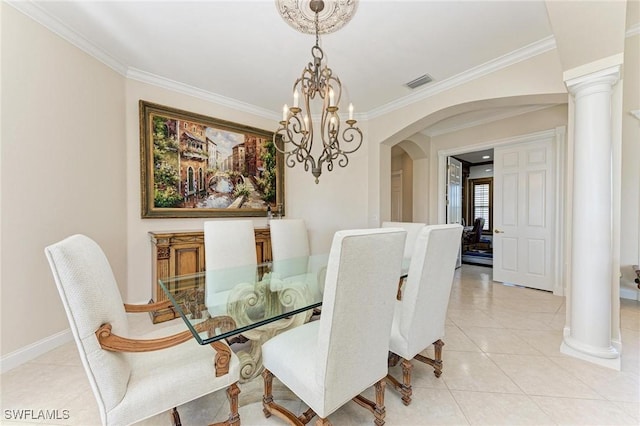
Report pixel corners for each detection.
[149,228,272,323]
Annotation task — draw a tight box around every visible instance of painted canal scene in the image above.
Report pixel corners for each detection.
[150,113,278,212]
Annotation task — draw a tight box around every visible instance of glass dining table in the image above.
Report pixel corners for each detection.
[159,254,408,381]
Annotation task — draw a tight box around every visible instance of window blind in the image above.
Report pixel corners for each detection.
[473,183,490,231]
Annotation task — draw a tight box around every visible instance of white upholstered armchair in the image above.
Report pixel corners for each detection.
[386,224,463,405]
[261,228,407,426]
[45,234,241,426]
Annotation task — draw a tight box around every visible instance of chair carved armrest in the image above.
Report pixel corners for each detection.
[96,323,193,352]
[209,341,231,377]
[96,315,237,377]
[123,300,174,313]
[198,315,237,377]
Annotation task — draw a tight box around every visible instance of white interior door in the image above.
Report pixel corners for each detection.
[391,171,402,222]
[493,138,555,291]
[447,157,462,224]
[447,157,463,267]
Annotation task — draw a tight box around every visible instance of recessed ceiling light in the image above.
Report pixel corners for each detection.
[485,168,492,172]
[482,155,491,159]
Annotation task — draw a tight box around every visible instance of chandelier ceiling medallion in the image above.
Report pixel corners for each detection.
[274,0,363,183]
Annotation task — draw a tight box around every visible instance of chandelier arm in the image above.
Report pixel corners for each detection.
[284,152,300,169]
[337,126,363,155]
[273,124,304,153]
[287,115,306,143]
[276,114,319,173]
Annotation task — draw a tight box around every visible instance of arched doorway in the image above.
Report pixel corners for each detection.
[386,138,429,223]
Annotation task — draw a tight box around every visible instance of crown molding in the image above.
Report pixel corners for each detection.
[6,0,128,76]
[366,36,557,119]
[126,69,279,121]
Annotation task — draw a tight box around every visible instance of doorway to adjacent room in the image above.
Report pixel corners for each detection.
[450,149,494,267]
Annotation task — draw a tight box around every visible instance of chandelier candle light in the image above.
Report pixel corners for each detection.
[275,0,363,183]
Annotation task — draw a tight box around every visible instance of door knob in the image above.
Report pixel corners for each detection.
[494,229,504,234]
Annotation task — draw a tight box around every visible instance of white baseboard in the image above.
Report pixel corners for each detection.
[560,341,621,371]
[1,329,73,374]
[620,281,640,301]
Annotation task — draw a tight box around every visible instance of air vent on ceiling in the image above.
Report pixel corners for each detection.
[405,74,433,89]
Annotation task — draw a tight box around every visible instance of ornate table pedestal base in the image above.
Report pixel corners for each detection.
[227,279,313,382]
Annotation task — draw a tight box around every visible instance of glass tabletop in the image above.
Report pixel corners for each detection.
[159,254,330,345]
[159,254,410,345]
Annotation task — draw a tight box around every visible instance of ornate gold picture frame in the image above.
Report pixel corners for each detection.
[140,100,284,218]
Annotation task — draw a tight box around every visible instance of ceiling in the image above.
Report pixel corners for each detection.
[452,149,494,165]
[12,0,559,129]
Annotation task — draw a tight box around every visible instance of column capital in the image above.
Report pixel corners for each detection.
[566,65,620,97]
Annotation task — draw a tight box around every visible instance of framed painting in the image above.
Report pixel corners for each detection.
[139,100,284,218]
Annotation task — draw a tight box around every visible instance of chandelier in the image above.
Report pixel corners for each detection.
[274,0,363,183]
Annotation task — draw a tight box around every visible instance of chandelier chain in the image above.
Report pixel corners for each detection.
[315,9,320,47]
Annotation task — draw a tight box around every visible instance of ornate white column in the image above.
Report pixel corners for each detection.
[562,66,621,369]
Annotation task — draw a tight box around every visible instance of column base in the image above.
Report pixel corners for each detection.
[561,329,621,371]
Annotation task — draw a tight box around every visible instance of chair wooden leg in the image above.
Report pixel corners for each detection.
[399,359,413,405]
[170,407,181,426]
[433,339,444,378]
[414,339,445,378]
[211,383,240,426]
[352,379,386,426]
[299,408,316,424]
[385,355,413,405]
[373,379,386,426]
[315,418,331,425]
[262,369,274,418]
[387,351,400,367]
[263,369,310,425]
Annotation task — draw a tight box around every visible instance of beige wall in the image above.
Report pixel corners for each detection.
[390,151,413,222]
[546,0,627,71]
[1,5,127,355]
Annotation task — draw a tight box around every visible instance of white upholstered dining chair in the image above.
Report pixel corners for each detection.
[270,218,310,267]
[204,220,257,316]
[261,227,407,425]
[45,234,241,426]
[386,224,463,405]
[269,218,310,283]
[381,221,426,300]
[269,218,325,303]
[381,221,426,260]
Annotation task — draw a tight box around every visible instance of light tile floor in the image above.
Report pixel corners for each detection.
[1,265,638,425]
